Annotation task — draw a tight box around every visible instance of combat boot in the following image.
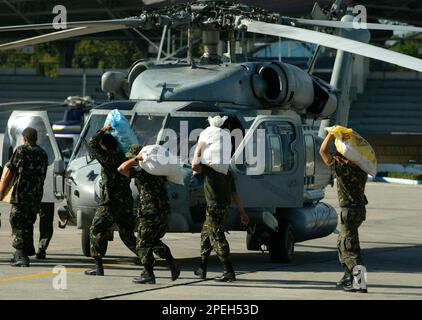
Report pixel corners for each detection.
[133,265,156,284]
[36,249,46,259]
[336,264,353,288]
[214,261,236,282]
[10,249,30,267]
[194,257,207,279]
[84,257,104,276]
[168,259,181,281]
[343,284,368,293]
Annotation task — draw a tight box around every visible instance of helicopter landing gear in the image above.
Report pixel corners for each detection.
[268,221,295,263]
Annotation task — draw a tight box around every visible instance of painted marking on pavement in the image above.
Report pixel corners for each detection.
[0,262,135,283]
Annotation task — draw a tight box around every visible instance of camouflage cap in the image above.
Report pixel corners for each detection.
[126,144,143,158]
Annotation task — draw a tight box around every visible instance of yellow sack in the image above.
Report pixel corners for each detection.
[325,125,377,176]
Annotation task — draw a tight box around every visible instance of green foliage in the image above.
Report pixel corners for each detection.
[0,44,60,76]
[390,33,422,57]
[377,171,422,181]
[386,33,422,72]
[72,40,142,69]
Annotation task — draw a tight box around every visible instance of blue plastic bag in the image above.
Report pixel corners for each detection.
[104,109,138,153]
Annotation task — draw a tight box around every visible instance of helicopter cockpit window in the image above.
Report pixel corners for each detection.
[8,116,55,165]
[305,135,315,176]
[269,135,282,172]
[132,114,165,146]
[56,136,75,160]
[74,114,107,158]
[262,121,296,174]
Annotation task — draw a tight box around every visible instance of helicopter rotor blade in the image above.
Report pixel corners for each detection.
[287,18,422,33]
[0,25,129,51]
[0,18,145,32]
[242,19,422,73]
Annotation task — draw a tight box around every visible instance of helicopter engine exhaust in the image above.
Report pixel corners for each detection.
[252,61,337,118]
[258,62,314,110]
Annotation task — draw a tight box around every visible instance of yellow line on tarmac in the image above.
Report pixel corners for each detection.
[0,262,135,283]
[0,268,82,283]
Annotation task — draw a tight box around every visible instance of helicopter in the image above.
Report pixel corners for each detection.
[52,96,97,165]
[1,0,422,262]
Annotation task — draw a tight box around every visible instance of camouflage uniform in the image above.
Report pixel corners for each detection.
[128,144,173,268]
[6,144,48,256]
[332,160,368,271]
[88,130,137,258]
[37,203,55,252]
[200,165,235,266]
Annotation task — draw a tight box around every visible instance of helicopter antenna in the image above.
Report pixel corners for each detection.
[307,45,322,74]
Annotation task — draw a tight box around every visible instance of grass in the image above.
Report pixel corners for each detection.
[377,172,422,181]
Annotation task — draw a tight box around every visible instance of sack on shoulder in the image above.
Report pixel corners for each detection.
[325,125,377,176]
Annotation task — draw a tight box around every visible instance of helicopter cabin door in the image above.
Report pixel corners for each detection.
[3,111,65,203]
[231,115,305,208]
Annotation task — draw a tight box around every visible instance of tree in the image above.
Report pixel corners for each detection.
[387,33,422,71]
[72,40,142,69]
[0,43,60,76]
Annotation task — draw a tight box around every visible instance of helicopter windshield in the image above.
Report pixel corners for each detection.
[74,114,107,158]
[132,114,166,146]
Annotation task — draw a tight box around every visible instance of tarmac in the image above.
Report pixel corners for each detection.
[0,182,421,300]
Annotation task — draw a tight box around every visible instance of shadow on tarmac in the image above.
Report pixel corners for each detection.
[1,242,421,274]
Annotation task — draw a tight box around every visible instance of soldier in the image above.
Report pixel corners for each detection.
[10,120,55,260]
[84,124,138,276]
[191,142,249,282]
[118,144,180,284]
[320,131,368,293]
[0,127,48,267]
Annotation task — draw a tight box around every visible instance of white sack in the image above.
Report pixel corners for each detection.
[197,116,232,175]
[138,144,184,185]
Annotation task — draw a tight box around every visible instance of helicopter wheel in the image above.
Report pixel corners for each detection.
[268,222,295,263]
